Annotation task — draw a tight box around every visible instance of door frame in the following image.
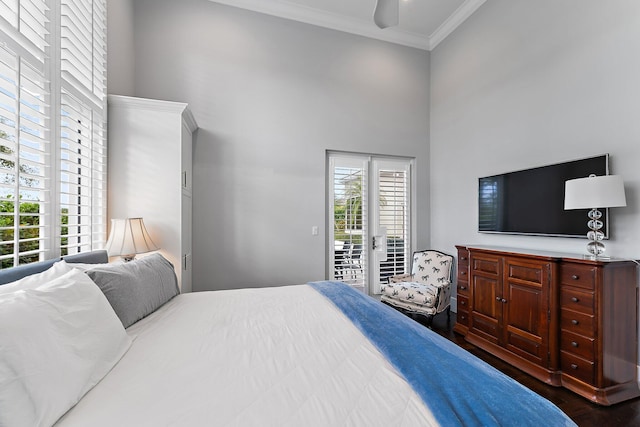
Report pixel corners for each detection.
[326,150,416,295]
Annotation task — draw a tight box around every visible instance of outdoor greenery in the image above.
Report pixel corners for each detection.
[0,124,69,268]
[334,180,364,244]
[0,198,40,268]
[333,178,387,245]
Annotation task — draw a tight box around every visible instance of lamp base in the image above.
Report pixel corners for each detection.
[582,253,611,261]
[585,208,606,257]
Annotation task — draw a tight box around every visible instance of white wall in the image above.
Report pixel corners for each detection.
[107,0,135,96]
[430,1,640,273]
[129,0,430,291]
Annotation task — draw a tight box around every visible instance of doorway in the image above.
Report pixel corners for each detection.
[327,152,413,295]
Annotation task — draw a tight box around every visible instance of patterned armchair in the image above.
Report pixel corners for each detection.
[380,250,454,326]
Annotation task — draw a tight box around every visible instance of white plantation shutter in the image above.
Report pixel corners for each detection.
[60,91,91,254]
[0,45,49,267]
[375,161,410,284]
[329,156,368,289]
[61,0,106,102]
[59,0,107,255]
[0,0,49,57]
[92,0,107,101]
[58,0,106,255]
[0,0,107,267]
[90,106,106,248]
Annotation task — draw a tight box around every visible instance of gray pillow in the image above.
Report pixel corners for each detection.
[86,253,179,328]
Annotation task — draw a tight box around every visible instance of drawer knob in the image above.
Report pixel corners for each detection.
[571,319,579,325]
[459,285,466,290]
[460,256,467,260]
[570,364,578,370]
[460,271,466,276]
[501,298,507,303]
[571,275,579,280]
[496,297,501,301]
[460,300,466,306]
[571,297,579,303]
[571,341,579,347]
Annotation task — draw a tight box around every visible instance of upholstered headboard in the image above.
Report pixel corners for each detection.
[0,250,108,285]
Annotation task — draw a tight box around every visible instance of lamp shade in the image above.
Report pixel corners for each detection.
[105,218,159,258]
[564,175,627,210]
[373,0,399,29]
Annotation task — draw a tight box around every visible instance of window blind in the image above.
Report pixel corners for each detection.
[61,0,106,102]
[59,0,107,255]
[0,0,49,57]
[0,45,49,268]
[377,168,409,281]
[0,0,107,267]
[329,157,368,288]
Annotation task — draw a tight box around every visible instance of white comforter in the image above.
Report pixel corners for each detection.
[56,285,437,426]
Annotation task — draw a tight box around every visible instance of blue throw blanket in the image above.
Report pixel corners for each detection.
[309,281,576,427]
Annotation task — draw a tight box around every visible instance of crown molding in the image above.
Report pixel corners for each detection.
[429,0,486,50]
[108,95,188,113]
[208,0,484,51]
[108,95,198,130]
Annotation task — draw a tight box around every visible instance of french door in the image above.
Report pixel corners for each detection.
[328,153,412,295]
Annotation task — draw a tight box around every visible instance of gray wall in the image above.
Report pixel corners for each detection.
[129,0,430,291]
[107,0,135,96]
[430,0,640,278]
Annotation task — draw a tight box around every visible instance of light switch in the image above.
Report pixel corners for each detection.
[312,226,319,236]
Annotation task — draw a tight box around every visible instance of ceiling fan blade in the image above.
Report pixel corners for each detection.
[373,0,399,29]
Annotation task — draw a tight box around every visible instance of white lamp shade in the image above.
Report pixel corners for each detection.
[105,218,159,257]
[373,0,399,29]
[564,175,627,210]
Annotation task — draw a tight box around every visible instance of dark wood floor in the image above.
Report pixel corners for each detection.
[422,312,640,427]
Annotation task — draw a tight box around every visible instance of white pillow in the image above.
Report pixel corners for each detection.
[0,269,132,427]
[0,260,73,295]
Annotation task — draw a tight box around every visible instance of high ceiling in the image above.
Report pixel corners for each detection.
[207,0,486,51]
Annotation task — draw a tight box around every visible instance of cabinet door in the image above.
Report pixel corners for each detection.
[469,253,502,345]
[502,258,552,367]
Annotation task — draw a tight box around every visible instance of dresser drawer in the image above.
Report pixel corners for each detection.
[457,254,468,277]
[457,248,469,264]
[561,329,595,362]
[456,310,469,326]
[560,288,594,315]
[457,280,469,296]
[561,351,595,385]
[457,295,469,311]
[561,309,595,337]
[457,267,469,283]
[561,264,596,290]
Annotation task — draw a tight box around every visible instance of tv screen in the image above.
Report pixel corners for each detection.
[478,155,609,238]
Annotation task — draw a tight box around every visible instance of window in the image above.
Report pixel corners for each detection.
[0,0,106,268]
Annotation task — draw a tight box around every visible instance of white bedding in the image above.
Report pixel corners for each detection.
[56,285,437,426]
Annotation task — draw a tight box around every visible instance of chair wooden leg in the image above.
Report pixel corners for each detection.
[446,306,451,324]
[426,314,434,328]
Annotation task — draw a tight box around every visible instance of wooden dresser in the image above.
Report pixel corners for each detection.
[455,245,640,405]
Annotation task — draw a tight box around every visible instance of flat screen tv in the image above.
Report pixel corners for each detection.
[478,155,609,238]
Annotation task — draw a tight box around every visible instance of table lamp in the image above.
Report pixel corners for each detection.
[564,174,626,257]
[104,218,159,262]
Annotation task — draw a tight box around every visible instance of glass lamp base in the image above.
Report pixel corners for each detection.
[585,208,606,258]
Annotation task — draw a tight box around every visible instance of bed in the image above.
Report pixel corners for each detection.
[0,251,576,427]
